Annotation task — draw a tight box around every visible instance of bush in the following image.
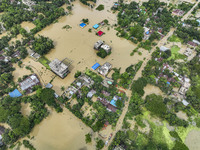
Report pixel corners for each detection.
[97,49,108,58]
[96,4,104,11]
[85,133,92,143]
[96,139,105,150]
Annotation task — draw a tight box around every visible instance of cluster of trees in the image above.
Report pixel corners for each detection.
[185,55,200,113]
[0,87,63,147]
[0,72,15,96]
[115,0,176,43]
[184,19,199,27]
[32,35,54,55]
[23,140,36,150]
[145,94,189,127]
[178,2,194,12]
[123,93,144,129]
[192,3,200,15]
[97,48,110,58]
[65,70,125,132]
[79,0,96,6]
[142,49,180,94]
[175,25,200,43]
[109,128,171,150]
[112,61,143,89]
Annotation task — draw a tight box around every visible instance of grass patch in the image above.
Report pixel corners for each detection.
[96,4,104,11]
[135,115,146,128]
[38,56,50,69]
[168,45,186,60]
[168,35,183,43]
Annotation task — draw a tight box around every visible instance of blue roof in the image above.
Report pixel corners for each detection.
[92,63,100,70]
[110,99,117,107]
[93,24,99,29]
[167,82,170,85]
[80,23,86,28]
[146,31,150,35]
[9,89,22,98]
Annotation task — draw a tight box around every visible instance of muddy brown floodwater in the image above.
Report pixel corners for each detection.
[143,84,164,98]
[26,108,94,150]
[15,1,144,149]
[35,0,150,94]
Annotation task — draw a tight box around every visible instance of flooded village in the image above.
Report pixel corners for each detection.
[1,0,200,149]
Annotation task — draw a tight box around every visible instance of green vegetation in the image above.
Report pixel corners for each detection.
[96,4,104,11]
[62,25,72,30]
[96,48,111,58]
[32,35,54,55]
[80,0,96,6]
[145,94,167,118]
[85,133,92,143]
[82,18,89,24]
[23,140,36,150]
[168,45,186,60]
[96,139,104,150]
[38,56,51,69]
[115,0,176,44]
[168,35,183,42]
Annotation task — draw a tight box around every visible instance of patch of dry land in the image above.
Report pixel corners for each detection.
[185,130,200,150]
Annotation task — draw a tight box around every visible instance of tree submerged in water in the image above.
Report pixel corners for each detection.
[62,25,72,31]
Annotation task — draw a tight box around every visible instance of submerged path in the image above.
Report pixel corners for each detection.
[105,2,199,149]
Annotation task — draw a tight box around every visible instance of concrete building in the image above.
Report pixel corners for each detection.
[101,44,111,54]
[94,40,104,50]
[49,59,70,78]
[19,74,41,94]
[98,62,112,76]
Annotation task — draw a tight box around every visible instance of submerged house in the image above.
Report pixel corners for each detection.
[94,40,104,50]
[94,41,112,53]
[98,62,112,76]
[49,59,70,78]
[101,44,111,54]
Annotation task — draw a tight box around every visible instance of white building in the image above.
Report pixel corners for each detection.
[49,59,70,78]
[98,62,112,76]
[101,44,111,53]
